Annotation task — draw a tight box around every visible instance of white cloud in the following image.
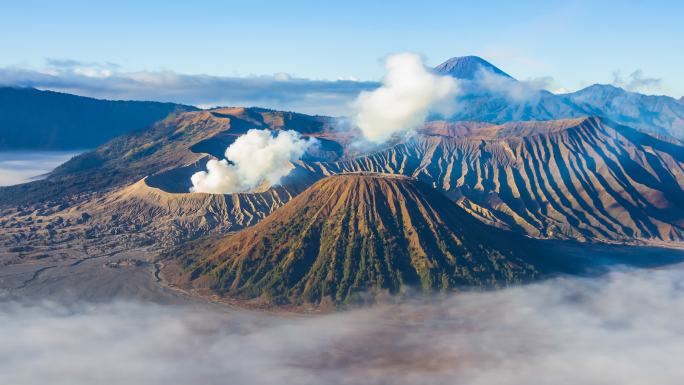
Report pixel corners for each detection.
[273,72,291,82]
[612,70,662,93]
[472,67,554,103]
[3,265,684,385]
[551,87,570,94]
[352,53,459,143]
[0,151,82,187]
[190,129,317,194]
[0,60,378,116]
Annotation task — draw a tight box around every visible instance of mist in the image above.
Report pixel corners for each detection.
[612,69,663,93]
[352,53,458,143]
[190,129,317,194]
[3,264,684,385]
[471,67,552,103]
[0,151,82,186]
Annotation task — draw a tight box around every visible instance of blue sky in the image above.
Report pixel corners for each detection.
[1,0,683,100]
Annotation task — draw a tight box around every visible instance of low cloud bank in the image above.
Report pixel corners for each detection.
[0,60,377,116]
[470,66,554,103]
[190,129,317,194]
[352,53,459,143]
[0,151,82,186]
[3,265,684,385]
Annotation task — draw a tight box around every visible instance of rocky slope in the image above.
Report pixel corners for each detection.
[308,117,684,243]
[0,106,345,252]
[163,174,543,306]
[6,116,680,250]
[75,167,319,246]
[2,102,681,253]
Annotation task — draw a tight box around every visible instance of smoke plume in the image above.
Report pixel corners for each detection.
[353,53,458,143]
[190,129,317,194]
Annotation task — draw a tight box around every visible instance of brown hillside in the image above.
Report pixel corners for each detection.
[163,174,543,306]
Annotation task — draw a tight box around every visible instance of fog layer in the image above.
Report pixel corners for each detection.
[3,265,684,385]
[0,151,81,186]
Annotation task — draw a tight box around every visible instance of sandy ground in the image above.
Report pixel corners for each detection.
[0,244,200,305]
[2,234,684,309]
[1,195,683,308]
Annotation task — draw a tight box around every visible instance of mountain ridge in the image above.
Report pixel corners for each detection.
[435,57,684,141]
[4,114,680,249]
[0,106,340,206]
[0,87,197,150]
[565,84,684,140]
[310,117,684,243]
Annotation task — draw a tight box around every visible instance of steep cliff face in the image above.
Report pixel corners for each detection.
[307,118,684,243]
[164,174,541,305]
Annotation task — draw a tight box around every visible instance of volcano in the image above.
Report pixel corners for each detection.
[433,55,513,80]
[163,173,544,306]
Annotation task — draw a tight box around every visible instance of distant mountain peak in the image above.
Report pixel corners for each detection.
[565,84,684,139]
[434,56,513,80]
[573,83,624,96]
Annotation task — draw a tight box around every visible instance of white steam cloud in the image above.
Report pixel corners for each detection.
[3,265,684,385]
[190,129,317,194]
[353,53,458,143]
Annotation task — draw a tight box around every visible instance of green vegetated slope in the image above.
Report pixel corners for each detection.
[166,174,542,305]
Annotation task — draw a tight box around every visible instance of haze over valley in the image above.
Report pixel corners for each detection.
[1,1,684,383]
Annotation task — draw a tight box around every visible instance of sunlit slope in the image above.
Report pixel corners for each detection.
[165,174,541,305]
[309,117,684,242]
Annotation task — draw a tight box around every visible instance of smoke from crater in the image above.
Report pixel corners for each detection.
[352,53,459,143]
[189,129,317,194]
